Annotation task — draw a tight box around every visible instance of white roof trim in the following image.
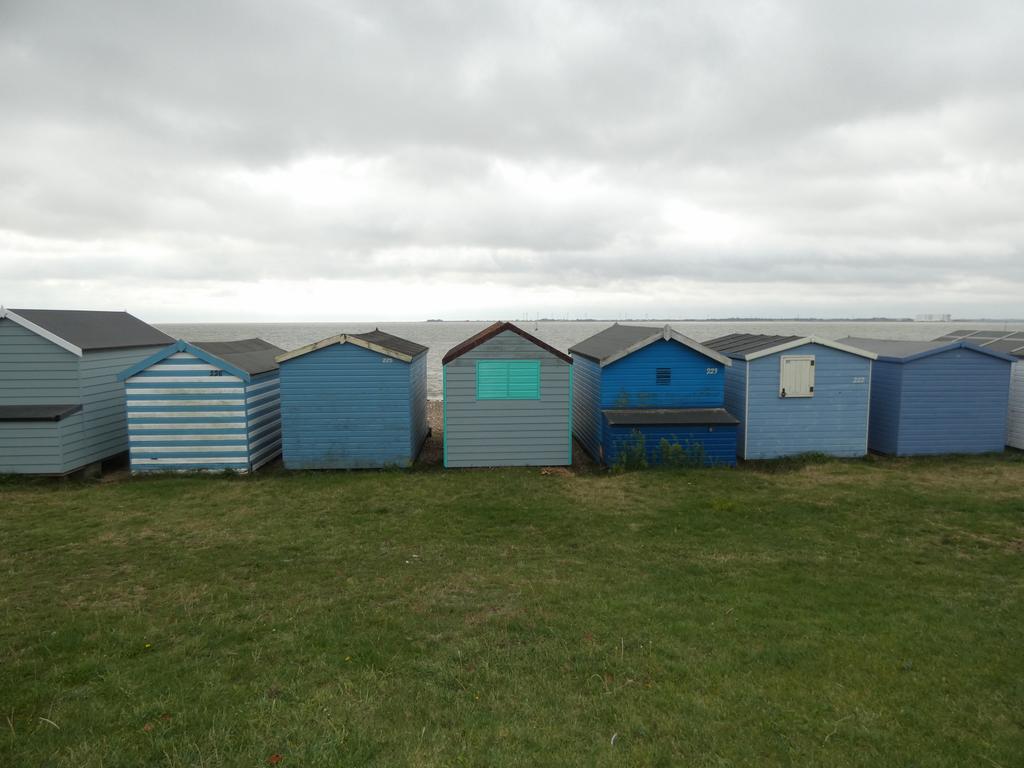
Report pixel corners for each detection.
[276,334,413,364]
[0,307,83,356]
[600,324,732,367]
[742,336,878,362]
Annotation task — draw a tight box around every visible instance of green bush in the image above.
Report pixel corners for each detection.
[614,429,648,471]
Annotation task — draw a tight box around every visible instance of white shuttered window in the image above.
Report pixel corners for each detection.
[779,355,815,398]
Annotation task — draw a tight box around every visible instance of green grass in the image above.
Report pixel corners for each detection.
[2,454,1023,766]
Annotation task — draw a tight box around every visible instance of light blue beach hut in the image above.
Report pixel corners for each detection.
[0,308,172,475]
[569,324,738,466]
[839,337,1013,456]
[276,330,429,469]
[931,329,1024,450]
[118,338,284,472]
[704,334,876,460]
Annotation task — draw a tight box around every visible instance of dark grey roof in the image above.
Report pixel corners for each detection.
[839,337,951,358]
[352,329,427,358]
[603,407,740,426]
[191,338,286,375]
[569,324,661,362]
[704,333,803,357]
[839,337,1017,363]
[10,309,173,351]
[0,404,83,422]
[931,329,1024,358]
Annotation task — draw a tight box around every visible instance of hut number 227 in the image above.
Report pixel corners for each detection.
[705,367,718,375]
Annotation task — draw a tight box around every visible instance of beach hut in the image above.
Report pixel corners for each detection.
[839,337,1014,456]
[443,321,572,467]
[0,308,173,475]
[276,330,428,469]
[930,330,1024,450]
[118,339,284,472]
[704,334,876,460]
[569,324,738,466]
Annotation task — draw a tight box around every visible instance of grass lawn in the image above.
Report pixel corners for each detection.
[2,453,1023,766]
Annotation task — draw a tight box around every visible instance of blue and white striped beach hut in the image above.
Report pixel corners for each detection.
[118,339,284,472]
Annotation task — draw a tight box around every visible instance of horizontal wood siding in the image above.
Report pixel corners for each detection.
[1008,362,1023,450]
[408,353,429,459]
[444,331,571,467]
[867,361,902,455]
[246,370,282,470]
[722,361,747,459]
[602,421,738,467]
[599,339,725,409]
[0,318,80,403]
[571,354,602,460]
[0,318,81,472]
[895,349,1011,456]
[744,344,871,459]
[0,420,66,474]
[126,351,251,472]
[63,345,167,472]
[279,343,414,469]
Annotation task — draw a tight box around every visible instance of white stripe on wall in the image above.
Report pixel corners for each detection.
[130,422,246,430]
[133,457,246,465]
[130,445,249,453]
[125,387,245,395]
[130,434,250,442]
[128,410,246,418]
[127,375,244,384]
[246,378,279,393]
[127,400,241,407]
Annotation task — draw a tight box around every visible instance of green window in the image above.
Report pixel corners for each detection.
[476,360,541,400]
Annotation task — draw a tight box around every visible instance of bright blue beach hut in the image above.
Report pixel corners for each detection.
[118,338,284,472]
[704,334,876,460]
[276,330,429,469]
[569,324,738,466]
[838,337,1014,456]
[0,308,172,475]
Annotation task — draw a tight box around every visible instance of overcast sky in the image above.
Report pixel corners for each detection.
[1,1,1022,321]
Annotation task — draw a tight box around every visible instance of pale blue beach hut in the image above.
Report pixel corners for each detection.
[839,337,1013,456]
[705,334,876,460]
[0,308,172,475]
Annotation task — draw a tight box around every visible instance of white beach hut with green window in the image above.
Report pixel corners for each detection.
[441,321,573,467]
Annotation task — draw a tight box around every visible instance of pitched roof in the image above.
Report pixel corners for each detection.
[704,333,877,361]
[602,407,740,426]
[276,328,427,364]
[838,337,1016,363]
[350,329,428,359]
[442,321,572,365]
[191,338,285,376]
[932,329,1024,359]
[1,308,172,355]
[118,338,286,381]
[568,323,730,367]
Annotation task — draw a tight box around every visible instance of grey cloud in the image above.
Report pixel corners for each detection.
[1,0,1023,316]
